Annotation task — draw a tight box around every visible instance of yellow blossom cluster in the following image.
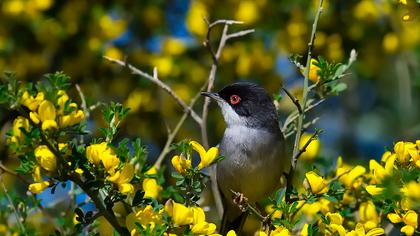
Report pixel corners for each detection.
[20,90,85,130]
[86,142,161,196]
[28,143,68,194]
[164,200,217,235]
[171,141,218,174]
[86,142,134,194]
[291,140,420,236]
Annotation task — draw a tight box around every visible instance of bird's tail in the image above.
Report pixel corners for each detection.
[220,211,248,235]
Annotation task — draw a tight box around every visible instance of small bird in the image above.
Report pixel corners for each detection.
[202,82,289,235]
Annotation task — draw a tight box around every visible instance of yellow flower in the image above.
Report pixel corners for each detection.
[401,181,420,199]
[164,200,194,226]
[101,151,120,174]
[388,212,402,223]
[86,142,108,165]
[162,37,186,56]
[21,91,44,111]
[143,167,161,199]
[326,213,346,236]
[394,141,417,165]
[59,110,85,128]
[235,1,259,24]
[57,90,69,114]
[186,1,207,36]
[369,156,395,184]
[338,165,366,189]
[347,223,384,236]
[301,224,309,236]
[265,204,282,219]
[34,145,57,172]
[28,181,50,194]
[299,133,320,160]
[190,220,216,234]
[126,205,163,235]
[301,201,321,217]
[31,100,58,130]
[108,163,134,194]
[269,226,292,236]
[171,155,192,174]
[301,59,321,82]
[190,141,219,170]
[304,171,329,194]
[226,230,237,236]
[392,210,419,236]
[365,185,384,196]
[11,116,30,143]
[359,201,380,230]
[86,142,119,173]
[28,166,50,194]
[403,211,418,233]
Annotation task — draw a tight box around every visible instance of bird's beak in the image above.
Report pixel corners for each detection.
[201,92,223,102]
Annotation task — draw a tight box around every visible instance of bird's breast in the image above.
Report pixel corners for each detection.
[217,125,286,203]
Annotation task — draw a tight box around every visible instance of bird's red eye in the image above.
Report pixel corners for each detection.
[229,95,241,105]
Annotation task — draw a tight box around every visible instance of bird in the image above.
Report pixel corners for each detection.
[201,82,289,235]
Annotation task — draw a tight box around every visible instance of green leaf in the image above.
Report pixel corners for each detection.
[44,71,71,90]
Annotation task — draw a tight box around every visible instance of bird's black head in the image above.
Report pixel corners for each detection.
[202,82,279,132]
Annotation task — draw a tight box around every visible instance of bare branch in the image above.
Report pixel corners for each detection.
[286,129,322,203]
[0,177,26,234]
[0,163,31,185]
[226,29,255,40]
[75,84,88,118]
[282,88,302,114]
[284,117,320,139]
[103,56,202,125]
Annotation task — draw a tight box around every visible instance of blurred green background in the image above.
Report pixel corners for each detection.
[0,0,419,171]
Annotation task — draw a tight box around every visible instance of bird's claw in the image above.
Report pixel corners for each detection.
[232,191,248,212]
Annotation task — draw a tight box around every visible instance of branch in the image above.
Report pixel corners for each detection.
[0,177,26,234]
[282,88,302,114]
[281,99,325,134]
[0,163,31,185]
[284,117,320,139]
[69,174,129,236]
[286,130,322,203]
[103,56,202,125]
[75,84,89,118]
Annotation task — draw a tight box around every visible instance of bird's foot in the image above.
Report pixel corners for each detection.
[232,191,249,212]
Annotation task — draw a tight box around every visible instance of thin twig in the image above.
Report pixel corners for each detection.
[292,130,322,162]
[0,177,26,234]
[327,168,352,186]
[69,174,128,235]
[75,84,89,118]
[284,117,320,139]
[286,130,322,203]
[282,99,325,134]
[103,56,202,125]
[0,163,31,185]
[282,88,302,114]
